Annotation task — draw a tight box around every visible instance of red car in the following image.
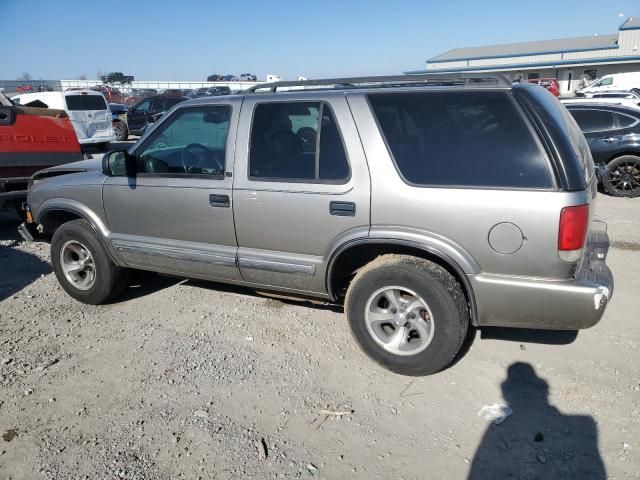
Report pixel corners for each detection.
[528,78,560,97]
[0,92,82,217]
[16,84,34,93]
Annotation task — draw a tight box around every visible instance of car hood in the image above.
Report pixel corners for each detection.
[32,157,102,180]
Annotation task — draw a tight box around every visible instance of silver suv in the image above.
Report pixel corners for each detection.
[19,74,614,375]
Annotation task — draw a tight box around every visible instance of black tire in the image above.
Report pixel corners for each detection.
[51,219,128,304]
[602,155,640,197]
[345,254,469,376]
[113,121,128,141]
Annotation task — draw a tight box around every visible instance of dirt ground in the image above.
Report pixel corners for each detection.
[0,194,638,480]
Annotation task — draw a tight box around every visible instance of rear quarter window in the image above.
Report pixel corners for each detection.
[368,91,553,189]
[65,95,107,111]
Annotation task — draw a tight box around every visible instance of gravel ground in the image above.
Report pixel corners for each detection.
[0,194,638,480]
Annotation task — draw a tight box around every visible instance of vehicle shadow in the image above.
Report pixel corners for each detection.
[186,279,344,313]
[468,362,605,479]
[0,216,52,302]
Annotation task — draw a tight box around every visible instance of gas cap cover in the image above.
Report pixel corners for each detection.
[488,222,524,254]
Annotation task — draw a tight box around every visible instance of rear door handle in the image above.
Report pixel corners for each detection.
[209,194,230,208]
[603,137,619,143]
[330,201,356,216]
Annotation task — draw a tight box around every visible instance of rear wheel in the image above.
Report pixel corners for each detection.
[51,219,128,304]
[603,155,640,197]
[345,254,469,376]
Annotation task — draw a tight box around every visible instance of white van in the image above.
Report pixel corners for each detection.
[11,90,115,149]
[577,72,640,97]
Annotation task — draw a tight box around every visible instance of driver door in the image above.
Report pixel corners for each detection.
[102,100,241,281]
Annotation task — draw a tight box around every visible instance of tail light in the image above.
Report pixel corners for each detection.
[558,204,589,261]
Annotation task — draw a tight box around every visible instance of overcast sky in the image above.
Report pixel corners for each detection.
[2,0,638,81]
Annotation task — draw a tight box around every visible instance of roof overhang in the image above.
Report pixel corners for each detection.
[406,56,640,74]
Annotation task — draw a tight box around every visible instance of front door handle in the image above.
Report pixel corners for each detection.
[330,201,356,216]
[209,194,230,208]
[603,136,619,143]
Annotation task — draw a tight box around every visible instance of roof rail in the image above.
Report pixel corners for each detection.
[244,73,512,93]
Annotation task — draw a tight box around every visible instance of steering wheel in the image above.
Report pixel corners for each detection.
[180,143,224,174]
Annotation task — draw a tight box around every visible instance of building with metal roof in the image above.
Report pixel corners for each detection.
[407,16,640,95]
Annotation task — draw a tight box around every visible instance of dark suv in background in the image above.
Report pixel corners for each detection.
[126,96,187,136]
[566,102,640,197]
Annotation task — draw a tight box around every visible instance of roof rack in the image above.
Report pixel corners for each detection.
[244,73,512,93]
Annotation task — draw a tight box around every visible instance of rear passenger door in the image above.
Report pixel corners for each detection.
[233,94,370,294]
[568,108,619,163]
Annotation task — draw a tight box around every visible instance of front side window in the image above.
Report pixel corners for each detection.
[249,101,350,182]
[368,91,552,189]
[569,109,615,132]
[135,106,231,176]
[134,99,151,113]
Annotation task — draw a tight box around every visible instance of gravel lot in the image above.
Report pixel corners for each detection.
[0,193,638,480]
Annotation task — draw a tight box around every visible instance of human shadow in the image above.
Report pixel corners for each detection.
[0,218,52,302]
[468,362,605,480]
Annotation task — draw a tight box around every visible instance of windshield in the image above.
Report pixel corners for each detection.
[0,92,13,107]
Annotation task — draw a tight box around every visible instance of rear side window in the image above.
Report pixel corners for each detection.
[65,95,107,111]
[368,91,552,189]
[249,101,350,182]
[615,112,637,128]
[569,109,615,132]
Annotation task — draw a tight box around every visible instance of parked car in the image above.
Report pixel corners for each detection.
[124,88,158,106]
[11,90,116,150]
[528,78,559,96]
[19,74,613,376]
[0,92,82,217]
[156,89,184,97]
[186,86,231,99]
[239,73,257,81]
[109,103,129,141]
[16,85,34,93]
[207,74,224,82]
[576,72,640,97]
[561,96,640,110]
[37,84,54,92]
[565,102,640,197]
[91,85,126,104]
[101,72,134,84]
[126,96,187,135]
[222,75,237,81]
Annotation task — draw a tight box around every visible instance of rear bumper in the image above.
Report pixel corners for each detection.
[470,226,613,330]
[0,177,29,209]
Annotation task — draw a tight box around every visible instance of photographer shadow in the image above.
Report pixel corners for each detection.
[469,362,606,480]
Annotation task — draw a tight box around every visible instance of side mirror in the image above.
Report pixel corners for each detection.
[0,107,15,126]
[102,149,136,177]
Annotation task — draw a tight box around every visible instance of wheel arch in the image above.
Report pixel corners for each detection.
[605,151,640,164]
[326,239,478,326]
[36,199,110,240]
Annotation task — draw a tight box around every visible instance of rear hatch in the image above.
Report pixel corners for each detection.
[64,91,113,142]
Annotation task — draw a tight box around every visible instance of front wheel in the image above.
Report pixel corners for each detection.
[602,155,640,197]
[345,254,469,376]
[113,121,128,141]
[51,219,128,304]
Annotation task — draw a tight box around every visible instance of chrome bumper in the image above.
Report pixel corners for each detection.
[471,226,613,330]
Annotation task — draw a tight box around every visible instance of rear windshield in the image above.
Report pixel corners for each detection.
[65,95,107,111]
[368,91,553,189]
